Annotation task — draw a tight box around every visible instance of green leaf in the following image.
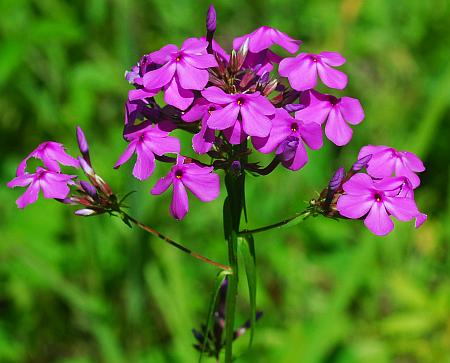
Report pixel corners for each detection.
[199,270,230,363]
[238,234,257,348]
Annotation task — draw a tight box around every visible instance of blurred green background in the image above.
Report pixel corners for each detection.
[1,0,450,362]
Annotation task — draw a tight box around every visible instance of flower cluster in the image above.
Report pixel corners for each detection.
[117,4,365,219]
[313,146,426,236]
[7,4,426,233]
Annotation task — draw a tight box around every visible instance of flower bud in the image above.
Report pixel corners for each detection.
[206,5,216,33]
[74,208,97,216]
[76,126,91,164]
[80,180,97,198]
[277,136,299,162]
[328,167,345,191]
[352,154,372,172]
[284,103,305,113]
[78,156,94,177]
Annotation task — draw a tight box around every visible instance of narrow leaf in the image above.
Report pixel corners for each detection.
[199,270,229,363]
[238,234,257,348]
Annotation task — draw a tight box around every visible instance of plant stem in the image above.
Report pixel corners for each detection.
[123,212,231,271]
[239,211,309,236]
[223,170,245,363]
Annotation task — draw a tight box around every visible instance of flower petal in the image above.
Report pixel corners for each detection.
[240,104,272,137]
[207,103,239,130]
[317,62,348,89]
[150,44,178,64]
[325,107,353,146]
[364,202,394,236]
[281,56,317,91]
[202,86,234,104]
[384,196,419,222]
[342,173,374,195]
[319,52,346,66]
[114,141,137,169]
[16,181,40,208]
[170,180,189,220]
[133,143,155,180]
[151,174,173,195]
[164,77,194,110]
[298,121,323,150]
[177,61,209,90]
[339,97,364,125]
[182,172,220,202]
[337,194,374,219]
[143,62,176,89]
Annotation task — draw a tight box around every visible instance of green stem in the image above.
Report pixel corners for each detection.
[223,171,245,363]
[123,212,231,271]
[239,211,309,236]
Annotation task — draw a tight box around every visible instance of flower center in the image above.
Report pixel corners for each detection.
[175,170,183,179]
[291,123,298,132]
[312,56,318,62]
[329,96,339,105]
[374,193,382,202]
[237,98,244,106]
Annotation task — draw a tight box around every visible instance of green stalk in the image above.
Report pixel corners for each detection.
[223,170,245,363]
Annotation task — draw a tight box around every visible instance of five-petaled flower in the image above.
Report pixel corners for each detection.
[151,156,220,220]
[143,38,218,110]
[295,90,364,146]
[202,86,276,143]
[115,122,180,180]
[254,108,323,170]
[337,174,420,236]
[16,141,79,176]
[279,51,348,91]
[7,167,76,209]
[358,145,425,188]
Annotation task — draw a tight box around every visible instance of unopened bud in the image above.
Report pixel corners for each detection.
[206,5,216,33]
[328,167,345,191]
[78,157,94,177]
[80,181,97,198]
[74,208,96,216]
[351,154,372,172]
[284,103,305,113]
[76,126,90,164]
[277,136,299,162]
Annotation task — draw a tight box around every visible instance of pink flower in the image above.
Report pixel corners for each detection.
[253,108,323,170]
[233,26,301,54]
[279,52,347,90]
[7,167,76,209]
[295,90,364,146]
[142,38,218,110]
[181,98,218,154]
[114,123,180,180]
[201,86,275,142]
[16,141,79,176]
[358,145,425,188]
[337,174,419,236]
[151,156,220,220]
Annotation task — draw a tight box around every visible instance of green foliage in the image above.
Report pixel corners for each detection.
[1,0,449,362]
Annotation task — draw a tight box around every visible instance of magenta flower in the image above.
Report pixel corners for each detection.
[16,141,79,176]
[142,38,218,110]
[201,86,275,142]
[279,52,347,90]
[295,90,364,146]
[358,145,425,188]
[151,156,220,220]
[337,174,419,236]
[182,98,218,154]
[7,167,76,209]
[233,26,301,54]
[114,123,180,180]
[253,108,322,170]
